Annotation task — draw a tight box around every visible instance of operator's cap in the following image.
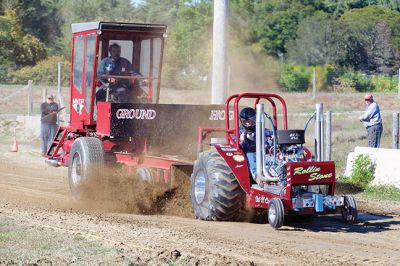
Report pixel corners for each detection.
[47,94,54,100]
[364,94,373,102]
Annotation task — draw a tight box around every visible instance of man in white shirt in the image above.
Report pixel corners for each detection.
[360,94,383,148]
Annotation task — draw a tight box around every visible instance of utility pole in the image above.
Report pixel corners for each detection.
[312,67,316,99]
[211,0,229,104]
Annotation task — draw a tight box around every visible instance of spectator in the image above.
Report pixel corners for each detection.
[40,94,59,156]
[360,94,383,148]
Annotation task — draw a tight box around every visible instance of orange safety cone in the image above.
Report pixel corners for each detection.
[11,129,18,152]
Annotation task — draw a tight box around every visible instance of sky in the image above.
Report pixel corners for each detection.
[131,0,143,6]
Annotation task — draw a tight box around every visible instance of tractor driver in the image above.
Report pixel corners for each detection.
[239,107,273,185]
[96,43,145,103]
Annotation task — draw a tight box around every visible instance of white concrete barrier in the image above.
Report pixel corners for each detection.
[16,115,41,137]
[344,147,400,189]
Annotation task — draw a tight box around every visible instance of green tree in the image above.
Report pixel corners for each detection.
[230,0,255,45]
[339,5,400,74]
[0,9,47,82]
[162,0,213,89]
[1,0,62,47]
[252,0,320,56]
[322,0,400,14]
[135,0,181,24]
[286,11,345,66]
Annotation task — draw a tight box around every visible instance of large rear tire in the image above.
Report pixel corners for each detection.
[341,195,358,223]
[68,137,104,199]
[191,150,245,221]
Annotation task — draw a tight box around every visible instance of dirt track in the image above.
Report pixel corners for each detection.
[1,146,400,265]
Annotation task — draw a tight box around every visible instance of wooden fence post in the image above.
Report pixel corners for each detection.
[393,112,400,149]
[42,87,47,103]
[398,68,400,99]
[27,80,33,116]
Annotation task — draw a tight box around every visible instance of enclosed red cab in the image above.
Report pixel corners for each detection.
[70,21,167,129]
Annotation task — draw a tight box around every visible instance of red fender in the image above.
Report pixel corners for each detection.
[214,144,251,194]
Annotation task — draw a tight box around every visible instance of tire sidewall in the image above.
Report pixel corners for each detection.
[67,137,104,199]
[191,154,212,220]
[191,150,245,221]
[268,199,278,227]
[68,138,85,198]
[268,198,284,228]
[341,195,358,223]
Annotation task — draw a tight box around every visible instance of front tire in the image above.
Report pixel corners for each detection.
[341,195,358,223]
[191,150,245,221]
[268,198,285,229]
[68,137,104,199]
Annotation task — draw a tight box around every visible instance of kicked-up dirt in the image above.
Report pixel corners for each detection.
[0,144,400,265]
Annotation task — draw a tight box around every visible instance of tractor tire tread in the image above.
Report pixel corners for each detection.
[191,150,245,221]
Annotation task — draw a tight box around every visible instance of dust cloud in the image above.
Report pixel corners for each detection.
[229,47,280,94]
[73,165,194,218]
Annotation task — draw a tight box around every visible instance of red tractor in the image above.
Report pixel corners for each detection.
[192,94,358,228]
[46,22,357,229]
[46,21,228,196]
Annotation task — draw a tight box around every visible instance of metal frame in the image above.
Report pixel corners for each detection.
[200,92,339,213]
[224,93,288,148]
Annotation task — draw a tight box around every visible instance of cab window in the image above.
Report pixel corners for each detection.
[85,34,96,113]
[73,35,84,93]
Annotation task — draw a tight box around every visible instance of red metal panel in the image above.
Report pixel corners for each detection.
[115,153,190,169]
[114,153,191,184]
[96,102,111,135]
[225,94,239,146]
[70,34,83,129]
[214,144,251,194]
[88,31,100,124]
[287,161,336,186]
[70,30,98,129]
[246,189,281,209]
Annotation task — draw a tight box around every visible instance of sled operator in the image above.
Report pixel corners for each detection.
[96,42,144,103]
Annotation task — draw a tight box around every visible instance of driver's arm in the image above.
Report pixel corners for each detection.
[97,58,108,76]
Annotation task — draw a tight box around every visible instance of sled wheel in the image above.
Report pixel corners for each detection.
[68,137,104,199]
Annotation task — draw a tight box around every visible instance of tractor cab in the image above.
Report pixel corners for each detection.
[70,22,166,129]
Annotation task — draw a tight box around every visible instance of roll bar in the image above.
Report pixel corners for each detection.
[224,92,288,148]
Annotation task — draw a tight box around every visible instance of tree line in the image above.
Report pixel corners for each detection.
[1,0,400,92]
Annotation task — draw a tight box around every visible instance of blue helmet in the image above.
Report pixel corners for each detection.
[239,107,256,130]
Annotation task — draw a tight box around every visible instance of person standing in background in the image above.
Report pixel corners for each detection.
[40,94,59,156]
[360,94,383,148]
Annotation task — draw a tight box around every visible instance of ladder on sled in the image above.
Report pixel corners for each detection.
[46,127,68,158]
